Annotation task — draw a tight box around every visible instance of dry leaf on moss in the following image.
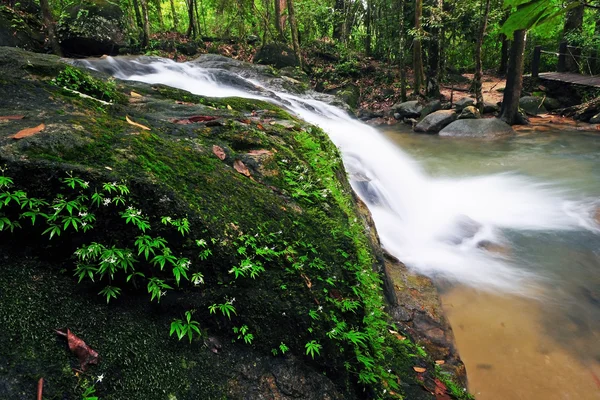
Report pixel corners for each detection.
[125,115,150,130]
[13,123,45,139]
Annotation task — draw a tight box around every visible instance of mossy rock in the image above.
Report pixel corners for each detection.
[0,6,44,52]
[0,47,466,400]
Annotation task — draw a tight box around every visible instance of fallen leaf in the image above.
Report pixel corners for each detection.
[300,273,312,289]
[256,123,265,131]
[0,115,24,120]
[435,360,445,365]
[212,145,226,160]
[226,104,232,110]
[233,159,251,177]
[413,367,426,373]
[130,91,143,98]
[434,378,448,395]
[56,329,99,371]
[126,115,150,131]
[13,123,45,139]
[188,115,217,123]
[388,329,406,341]
[37,377,43,400]
[247,149,272,156]
[239,119,251,124]
[175,100,194,105]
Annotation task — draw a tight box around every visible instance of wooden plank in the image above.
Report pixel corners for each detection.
[537,71,600,87]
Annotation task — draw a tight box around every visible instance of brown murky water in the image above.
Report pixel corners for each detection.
[442,288,600,400]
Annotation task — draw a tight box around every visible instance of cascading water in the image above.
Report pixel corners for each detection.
[80,55,600,297]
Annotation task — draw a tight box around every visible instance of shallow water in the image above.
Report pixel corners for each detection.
[382,121,600,399]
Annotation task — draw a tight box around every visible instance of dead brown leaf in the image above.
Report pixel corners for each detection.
[388,329,406,341]
[13,123,45,139]
[56,329,99,371]
[126,115,151,131]
[300,273,312,289]
[130,91,143,98]
[212,145,226,160]
[0,115,25,120]
[435,360,445,365]
[233,159,251,177]
[413,367,427,373]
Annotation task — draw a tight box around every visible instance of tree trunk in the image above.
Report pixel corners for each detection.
[169,0,178,31]
[333,0,344,41]
[413,0,424,96]
[287,0,302,68]
[140,0,151,46]
[499,29,526,125]
[474,0,491,111]
[39,0,62,56]
[498,34,509,75]
[365,0,372,56]
[186,0,196,38]
[426,0,443,98]
[563,4,584,72]
[398,0,407,101]
[274,0,287,41]
[155,0,164,30]
[132,0,144,29]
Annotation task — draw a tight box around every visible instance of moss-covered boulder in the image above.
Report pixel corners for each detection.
[0,5,44,51]
[57,0,125,56]
[0,46,468,400]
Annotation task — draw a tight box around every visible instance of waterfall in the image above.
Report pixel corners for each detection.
[81,55,600,296]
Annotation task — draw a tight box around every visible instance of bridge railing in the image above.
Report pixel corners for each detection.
[532,41,600,78]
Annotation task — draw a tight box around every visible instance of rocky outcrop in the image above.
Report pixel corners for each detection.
[57,0,125,56]
[439,118,515,138]
[0,6,44,51]
[0,47,468,400]
[414,110,457,133]
[253,42,299,69]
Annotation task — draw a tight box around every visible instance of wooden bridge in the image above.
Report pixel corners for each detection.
[531,42,600,88]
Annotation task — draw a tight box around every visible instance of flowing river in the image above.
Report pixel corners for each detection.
[82,56,600,399]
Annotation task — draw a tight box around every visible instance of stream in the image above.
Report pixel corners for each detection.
[82,56,600,399]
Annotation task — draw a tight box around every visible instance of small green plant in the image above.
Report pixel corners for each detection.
[304,340,322,359]
[232,325,254,344]
[209,299,237,319]
[52,65,126,104]
[170,310,202,343]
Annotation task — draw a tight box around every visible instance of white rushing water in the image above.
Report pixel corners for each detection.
[83,56,600,296]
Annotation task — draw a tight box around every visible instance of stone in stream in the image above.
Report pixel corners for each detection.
[454,97,475,111]
[439,118,515,138]
[414,110,457,133]
[391,100,423,119]
[420,100,442,118]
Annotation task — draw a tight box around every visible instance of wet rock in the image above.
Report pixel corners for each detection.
[458,105,481,120]
[57,0,125,56]
[589,113,600,124]
[543,97,561,111]
[439,118,515,138]
[440,215,482,245]
[454,97,475,111]
[420,100,442,118]
[325,83,360,109]
[414,110,457,133]
[253,42,299,69]
[477,240,510,255]
[519,96,547,116]
[391,100,422,119]
[357,108,383,120]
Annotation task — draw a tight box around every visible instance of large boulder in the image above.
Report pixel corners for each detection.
[57,0,125,56]
[325,83,360,109]
[253,42,299,69]
[519,96,547,116]
[414,110,457,133]
[0,6,44,51]
[439,118,515,138]
[391,100,422,119]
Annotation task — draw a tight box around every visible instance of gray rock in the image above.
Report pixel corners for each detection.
[483,102,499,114]
[391,100,422,119]
[439,118,515,138]
[519,96,547,116]
[458,105,481,120]
[420,100,442,118]
[414,110,457,133]
[543,97,561,110]
[454,97,475,111]
[253,42,299,69]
